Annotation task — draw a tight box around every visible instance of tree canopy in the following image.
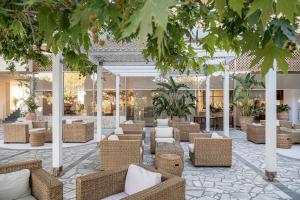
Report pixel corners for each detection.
[0,0,299,75]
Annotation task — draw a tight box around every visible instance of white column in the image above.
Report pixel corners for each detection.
[205,76,210,132]
[96,64,103,142]
[52,52,63,176]
[116,74,120,128]
[223,66,230,136]
[265,60,277,181]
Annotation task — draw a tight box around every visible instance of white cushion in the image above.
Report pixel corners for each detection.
[276,120,280,127]
[108,135,119,141]
[102,192,128,200]
[0,169,31,200]
[252,123,262,126]
[280,127,300,133]
[211,132,222,139]
[17,195,37,200]
[190,122,196,125]
[125,164,161,195]
[114,127,124,135]
[125,120,134,124]
[155,138,175,143]
[188,143,194,153]
[155,127,173,138]
[29,128,46,134]
[157,119,169,127]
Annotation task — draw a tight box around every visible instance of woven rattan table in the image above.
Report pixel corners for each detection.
[156,153,183,176]
[29,131,45,147]
[277,132,292,149]
[155,142,184,162]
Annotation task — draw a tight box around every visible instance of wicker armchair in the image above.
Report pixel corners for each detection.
[120,120,146,139]
[189,133,232,167]
[0,160,63,200]
[280,127,300,144]
[150,127,180,154]
[99,134,143,170]
[76,165,185,200]
[172,122,200,141]
[247,124,265,144]
[3,121,48,143]
[63,122,94,143]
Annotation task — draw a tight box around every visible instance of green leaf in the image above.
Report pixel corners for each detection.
[123,0,177,42]
[9,21,25,38]
[38,6,57,40]
[277,0,298,22]
[228,0,244,16]
[215,0,226,11]
[251,42,292,75]
[246,0,273,26]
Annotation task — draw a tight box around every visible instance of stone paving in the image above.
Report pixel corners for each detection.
[0,128,300,200]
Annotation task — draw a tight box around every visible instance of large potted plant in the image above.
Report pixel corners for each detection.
[24,97,39,120]
[277,104,290,120]
[152,77,196,121]
[232,73,265,131]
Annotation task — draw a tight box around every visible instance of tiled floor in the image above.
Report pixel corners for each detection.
[0,128,300,200]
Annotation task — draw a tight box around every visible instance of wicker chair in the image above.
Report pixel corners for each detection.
[150,127,180,154]
[76,165,185,200]
[0,160,63,200]
[280,127,300,144]
[99,134,143,170]
[188,133,232,167]
[247,124,266,144]
[3,121,48,143]
[63,122,94,143]
[120,120,146,139]
[172,122,200,141]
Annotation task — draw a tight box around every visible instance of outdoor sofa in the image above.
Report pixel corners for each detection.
[3,121,48,143]
[188,133,232,167]
[150,127,180,154]
[99,134,143,170]
[120,120,146,139]
[76,165,185,200]
[0,160,63,200]
[63,121,94,143]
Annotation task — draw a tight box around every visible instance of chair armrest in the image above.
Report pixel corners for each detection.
[31,168,63,200]
[3,123,28,134]
[124,176,185,200]
[0,160,41,174]
[76,167,128,200]
[173,128,180,141]
[189,132,208,143]
[32,121,48,129]
[117,134,143,141]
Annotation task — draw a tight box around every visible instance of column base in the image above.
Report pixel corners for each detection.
[53,166,63,177]
[265,170,277,181]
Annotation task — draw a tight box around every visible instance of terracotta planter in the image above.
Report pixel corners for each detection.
[277,111,289,121]
[25,112,37,121]
[239,116,253,131]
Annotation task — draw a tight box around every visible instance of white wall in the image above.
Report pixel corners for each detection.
[284,90,300,123]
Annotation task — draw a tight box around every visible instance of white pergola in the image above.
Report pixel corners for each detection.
[50,42,278,180]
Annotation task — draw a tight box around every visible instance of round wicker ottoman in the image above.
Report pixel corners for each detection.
[155,154,183,176]
[277,133,292,149]
[29,132,45,147]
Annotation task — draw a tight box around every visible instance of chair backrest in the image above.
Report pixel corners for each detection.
[0,160,42,174]
[279,120,293,129]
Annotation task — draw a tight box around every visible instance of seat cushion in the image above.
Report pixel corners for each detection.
[125,164,161,195]
[124,120,134,124]
[155,138,175,143]
[102,192,128,200]
[29,128,46,134]
[114,127,124,135]
[0,169,31,200]
[155,127,173,138]
[17,195,37,200]
[188,143,194,153]
[280,127,300,133]
[157,119,169,127]
[108,135,119,141]
[211,132,222,139]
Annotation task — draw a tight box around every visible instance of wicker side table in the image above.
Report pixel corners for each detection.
[29,132,45,147]
[277,133,292,149]
[156,154,183,176]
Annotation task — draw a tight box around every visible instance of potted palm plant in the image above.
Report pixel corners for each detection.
[277,104,290,120]
[152,77,196,121]
[232,73,265,131]
[24,97,39,120]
